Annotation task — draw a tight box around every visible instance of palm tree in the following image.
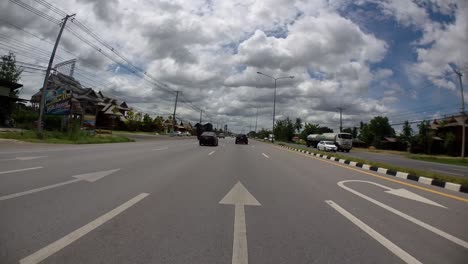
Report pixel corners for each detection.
[294,118,302,133]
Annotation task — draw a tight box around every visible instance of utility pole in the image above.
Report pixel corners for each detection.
[254,108,258,132]
[454,70,465,114]
[337,107,345,132]
[37,14,75,134]
[172,91,179,132]
[454,70,465,158]
[199,109,203,123]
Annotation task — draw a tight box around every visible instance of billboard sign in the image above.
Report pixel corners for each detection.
[45,88,72,115]
[83,115,96,129]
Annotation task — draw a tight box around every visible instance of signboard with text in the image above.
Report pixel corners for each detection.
[45,89,72,115]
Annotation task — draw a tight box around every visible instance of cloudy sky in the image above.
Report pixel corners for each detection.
[1,0,467,132]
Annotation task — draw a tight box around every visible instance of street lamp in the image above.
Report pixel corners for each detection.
[257,71,294,143]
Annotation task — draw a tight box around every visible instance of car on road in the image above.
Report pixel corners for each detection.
[199,131,218,146]
[317,141,338,152]
[218,133,225,138]
[235,134,248,144]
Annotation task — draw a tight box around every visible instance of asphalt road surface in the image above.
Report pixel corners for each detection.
[1,138,467,264]
[283,142,468,178]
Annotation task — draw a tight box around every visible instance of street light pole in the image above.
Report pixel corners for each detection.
[257,72,294,143]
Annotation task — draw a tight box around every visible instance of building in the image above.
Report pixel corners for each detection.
[431,114,467,156]
[0,80,27,127]
[31,72,131,129]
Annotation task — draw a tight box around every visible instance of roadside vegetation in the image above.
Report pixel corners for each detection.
[0,130,133,144]
[275,142,468,187]
[0,128,133,144]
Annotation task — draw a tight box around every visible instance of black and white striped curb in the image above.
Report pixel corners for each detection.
[279,145,468,194]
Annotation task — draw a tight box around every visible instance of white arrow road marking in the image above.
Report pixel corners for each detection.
[208,151,216,156]
[0,167,43,175]
[340,180,446,208]
[0,169,120,201]
[15,156,48,161]
[261,153,269,159]
[220,182,261,264]
[0,156,48,161]
[338,180,468,249]
[385,188,445,208]
[326,200,422,264]
[152,147,168,151]
[19,193,149,264]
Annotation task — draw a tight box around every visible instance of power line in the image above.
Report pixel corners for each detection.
[9,0,61,24]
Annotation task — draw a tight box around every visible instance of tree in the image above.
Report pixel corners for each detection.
[352,127,358,139]
[317,126,333,134]
[0,52,23,126]
[257,128,271,139]
[0,52,22,83]
[417,120,433,154]
[342,128,352,134]
[358,116,395,147]
[294,118,303,133]
[153,116,164,132]
[274,117,295,142]
[300,123,319,140]
[399,120,413,149]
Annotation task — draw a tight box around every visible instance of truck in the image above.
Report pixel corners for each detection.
[306,133,353,152]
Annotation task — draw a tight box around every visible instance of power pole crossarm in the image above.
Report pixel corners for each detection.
[37,14,75,134]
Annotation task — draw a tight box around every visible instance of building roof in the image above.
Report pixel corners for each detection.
[0,80,23,90]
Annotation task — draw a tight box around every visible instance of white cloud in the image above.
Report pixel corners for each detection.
[3,0,443,132]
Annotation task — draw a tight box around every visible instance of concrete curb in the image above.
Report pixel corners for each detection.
[279,145,468,194]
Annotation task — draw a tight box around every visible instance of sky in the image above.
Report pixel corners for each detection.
[1,0,467,133]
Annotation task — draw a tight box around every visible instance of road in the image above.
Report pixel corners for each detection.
[282,142,468,178]
[0,138,467,263]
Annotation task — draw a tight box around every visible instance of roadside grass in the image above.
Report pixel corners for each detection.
[408,155,468,167]
[112,130,161,135]
[275,141,468,187]
[0,130,134,144]
[347,147,468,167]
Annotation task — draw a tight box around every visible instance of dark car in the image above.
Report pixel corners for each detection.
[235,134,248,144]
[199,131,218,146]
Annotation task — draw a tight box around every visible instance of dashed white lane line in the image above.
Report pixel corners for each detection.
[326,200,422,264]
[0,167,43,175]
[152,147,169,151]
[19,193,149,264]
[208,151,216,156]
[262,153,270,159]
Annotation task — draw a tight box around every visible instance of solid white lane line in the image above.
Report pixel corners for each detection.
[0,166,43,175]
[338,181,468,249]
[152,147,169,151]
[19,193,149,264]
[262,153,269,159]
[326,200,422,264]
[208,151,216,156]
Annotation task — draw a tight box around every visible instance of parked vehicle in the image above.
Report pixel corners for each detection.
[317,141,338,152]
[199,131,218,146]
[235,134,248,144]
[306,133,352,152]
[170,131,182,137]
[218,133,225,138]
